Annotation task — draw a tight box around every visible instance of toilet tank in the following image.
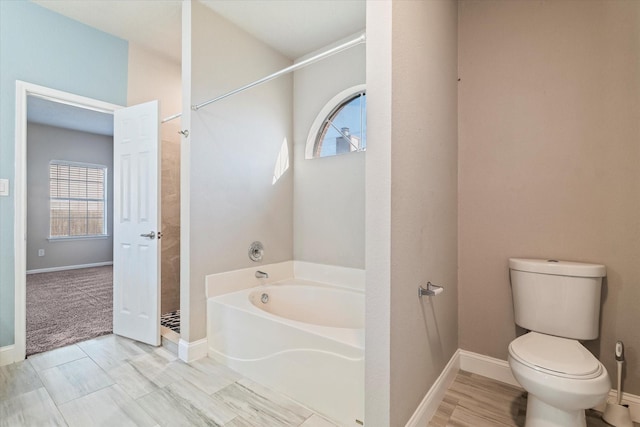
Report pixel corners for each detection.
[509,258,606,340]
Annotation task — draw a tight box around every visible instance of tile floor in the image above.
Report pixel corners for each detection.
[0,334,338,427]
[5,340,635,427]
[429,370,633,427]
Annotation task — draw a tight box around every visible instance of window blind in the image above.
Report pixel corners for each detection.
[49,162,107,238]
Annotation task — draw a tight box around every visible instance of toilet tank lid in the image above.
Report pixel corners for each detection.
[509,258,606,278]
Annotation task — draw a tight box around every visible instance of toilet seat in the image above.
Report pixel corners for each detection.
[509,332,603,379]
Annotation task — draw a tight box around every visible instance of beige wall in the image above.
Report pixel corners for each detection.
[459,0,640,394]
[366,1,459,425]
[293,41,366,269]
[127,42,182,315]
[185,1,293,342]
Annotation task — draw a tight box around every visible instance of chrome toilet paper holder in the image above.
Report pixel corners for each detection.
[418,282,444,297]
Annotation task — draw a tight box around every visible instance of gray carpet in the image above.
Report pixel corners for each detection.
[26,266,113,356]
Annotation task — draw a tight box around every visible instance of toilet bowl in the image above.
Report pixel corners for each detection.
[508,258,610,426]
[508,332,610,427]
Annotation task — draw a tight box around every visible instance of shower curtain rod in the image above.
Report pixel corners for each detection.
[161,33,366,123]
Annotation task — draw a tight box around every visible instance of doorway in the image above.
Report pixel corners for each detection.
[24,95,116,356]
[14,82,174,361]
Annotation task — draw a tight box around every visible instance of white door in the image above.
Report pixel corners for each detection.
[113,100,161,346]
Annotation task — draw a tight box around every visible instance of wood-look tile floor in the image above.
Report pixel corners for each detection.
[0,334,338,427]
[429,370,632,427]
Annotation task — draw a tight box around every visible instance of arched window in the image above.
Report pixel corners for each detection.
[305,85,366,159]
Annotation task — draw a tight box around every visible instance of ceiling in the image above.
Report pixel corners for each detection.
[32,0,366,62]
[201,1,366,59]
[27,96,114,136]
[28,0,365,135]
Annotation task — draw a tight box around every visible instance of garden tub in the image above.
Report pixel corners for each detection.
[207,279,364,426]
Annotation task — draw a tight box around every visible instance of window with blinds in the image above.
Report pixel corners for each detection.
[49,161,107,238]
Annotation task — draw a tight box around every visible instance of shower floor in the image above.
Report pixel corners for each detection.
[160,310,180,333]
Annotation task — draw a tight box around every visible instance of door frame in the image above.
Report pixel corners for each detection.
[13,81,123,362]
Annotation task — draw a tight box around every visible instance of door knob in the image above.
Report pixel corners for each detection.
[140,231,156,239]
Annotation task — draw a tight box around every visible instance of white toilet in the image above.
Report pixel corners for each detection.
[508,258,611,427]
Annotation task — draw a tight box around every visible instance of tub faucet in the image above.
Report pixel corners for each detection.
[255,270,269,279]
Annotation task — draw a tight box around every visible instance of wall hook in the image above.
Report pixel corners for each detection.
[178,129,189,137]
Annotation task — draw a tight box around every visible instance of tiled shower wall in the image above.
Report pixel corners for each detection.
[161,138,180,315]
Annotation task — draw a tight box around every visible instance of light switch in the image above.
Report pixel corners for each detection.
[0,179,8,196]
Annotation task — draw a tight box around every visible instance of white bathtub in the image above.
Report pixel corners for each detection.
[207,279,364,426]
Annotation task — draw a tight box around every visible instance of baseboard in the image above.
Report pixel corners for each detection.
[178,338,208,363]
[458,349,640,423]
[595,390,640,423]
[27,261,113,275]
[0,345,16,366]
[458,349,519,387]
[405,349,461,427]
[407,348,640,425]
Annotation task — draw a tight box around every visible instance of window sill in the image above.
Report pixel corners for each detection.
[48,235,110,242]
